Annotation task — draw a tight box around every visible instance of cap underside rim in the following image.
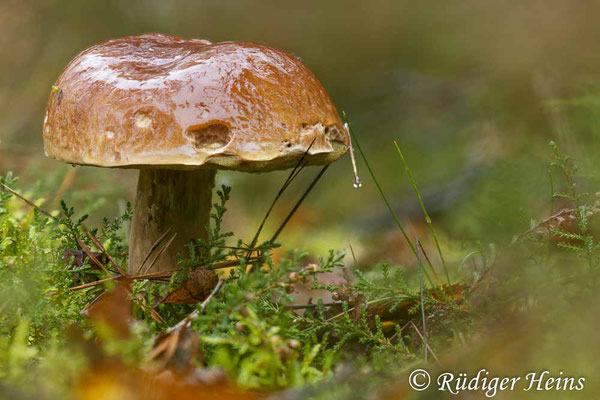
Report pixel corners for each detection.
[46,142,348,173]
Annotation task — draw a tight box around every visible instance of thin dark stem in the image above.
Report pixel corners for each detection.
[137,228,173,274]
[84,228,127,276]
[139,232,177,276]
[75,237,113,276]
[169,279,225,332]
[270,165,329,243]
[247,139,316,251]
[409,321,439,364]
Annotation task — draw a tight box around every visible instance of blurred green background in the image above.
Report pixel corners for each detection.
[5,2,600,398]
[3,0,600,260]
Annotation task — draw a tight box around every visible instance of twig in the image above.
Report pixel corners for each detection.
[84,229,127,276]
[171,279,224,332]
[81,282,165,324]
[510,206,597,245]
[75,237,113,276]
[0,182,55,219]
[130,270,182,280]
[409,321,439,363]
[387,321,411,344]
[199,279,224,311]
[70,255,261,292]
[70,275,120,291]
[69,269,181,291]
[135,292,166,323]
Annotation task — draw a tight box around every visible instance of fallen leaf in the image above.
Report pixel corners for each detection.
[149,324,200,375]
[82,279,133,339]
[73,365,261,400]
[160,268,219,304]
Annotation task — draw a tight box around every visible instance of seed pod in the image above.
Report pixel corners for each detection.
[287,272,299,283]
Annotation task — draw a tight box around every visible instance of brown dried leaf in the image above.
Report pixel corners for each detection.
[161,268,219,304]
[82,279,133,339]
[73,365,261,400]
[149,324,201,375]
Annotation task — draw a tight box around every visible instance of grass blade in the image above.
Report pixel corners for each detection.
[270,165,330,243]
[248,139,316,251]
[342,112,417,257]
[416,238,428,362]
[394,140,451,285]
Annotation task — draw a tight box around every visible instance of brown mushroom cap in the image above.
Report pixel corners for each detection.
[43,33,348,172]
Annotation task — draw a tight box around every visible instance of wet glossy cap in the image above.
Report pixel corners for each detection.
[43,33,348,172]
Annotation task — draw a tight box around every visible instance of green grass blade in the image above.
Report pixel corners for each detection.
[342,112,421,261]
[393,140,451,285]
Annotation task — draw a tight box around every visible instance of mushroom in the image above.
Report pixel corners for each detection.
[42,33,349,277]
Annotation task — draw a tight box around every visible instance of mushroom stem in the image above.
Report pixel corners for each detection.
[128,169,216,275]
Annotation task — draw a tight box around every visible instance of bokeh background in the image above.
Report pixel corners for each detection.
[3,0,600,260]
